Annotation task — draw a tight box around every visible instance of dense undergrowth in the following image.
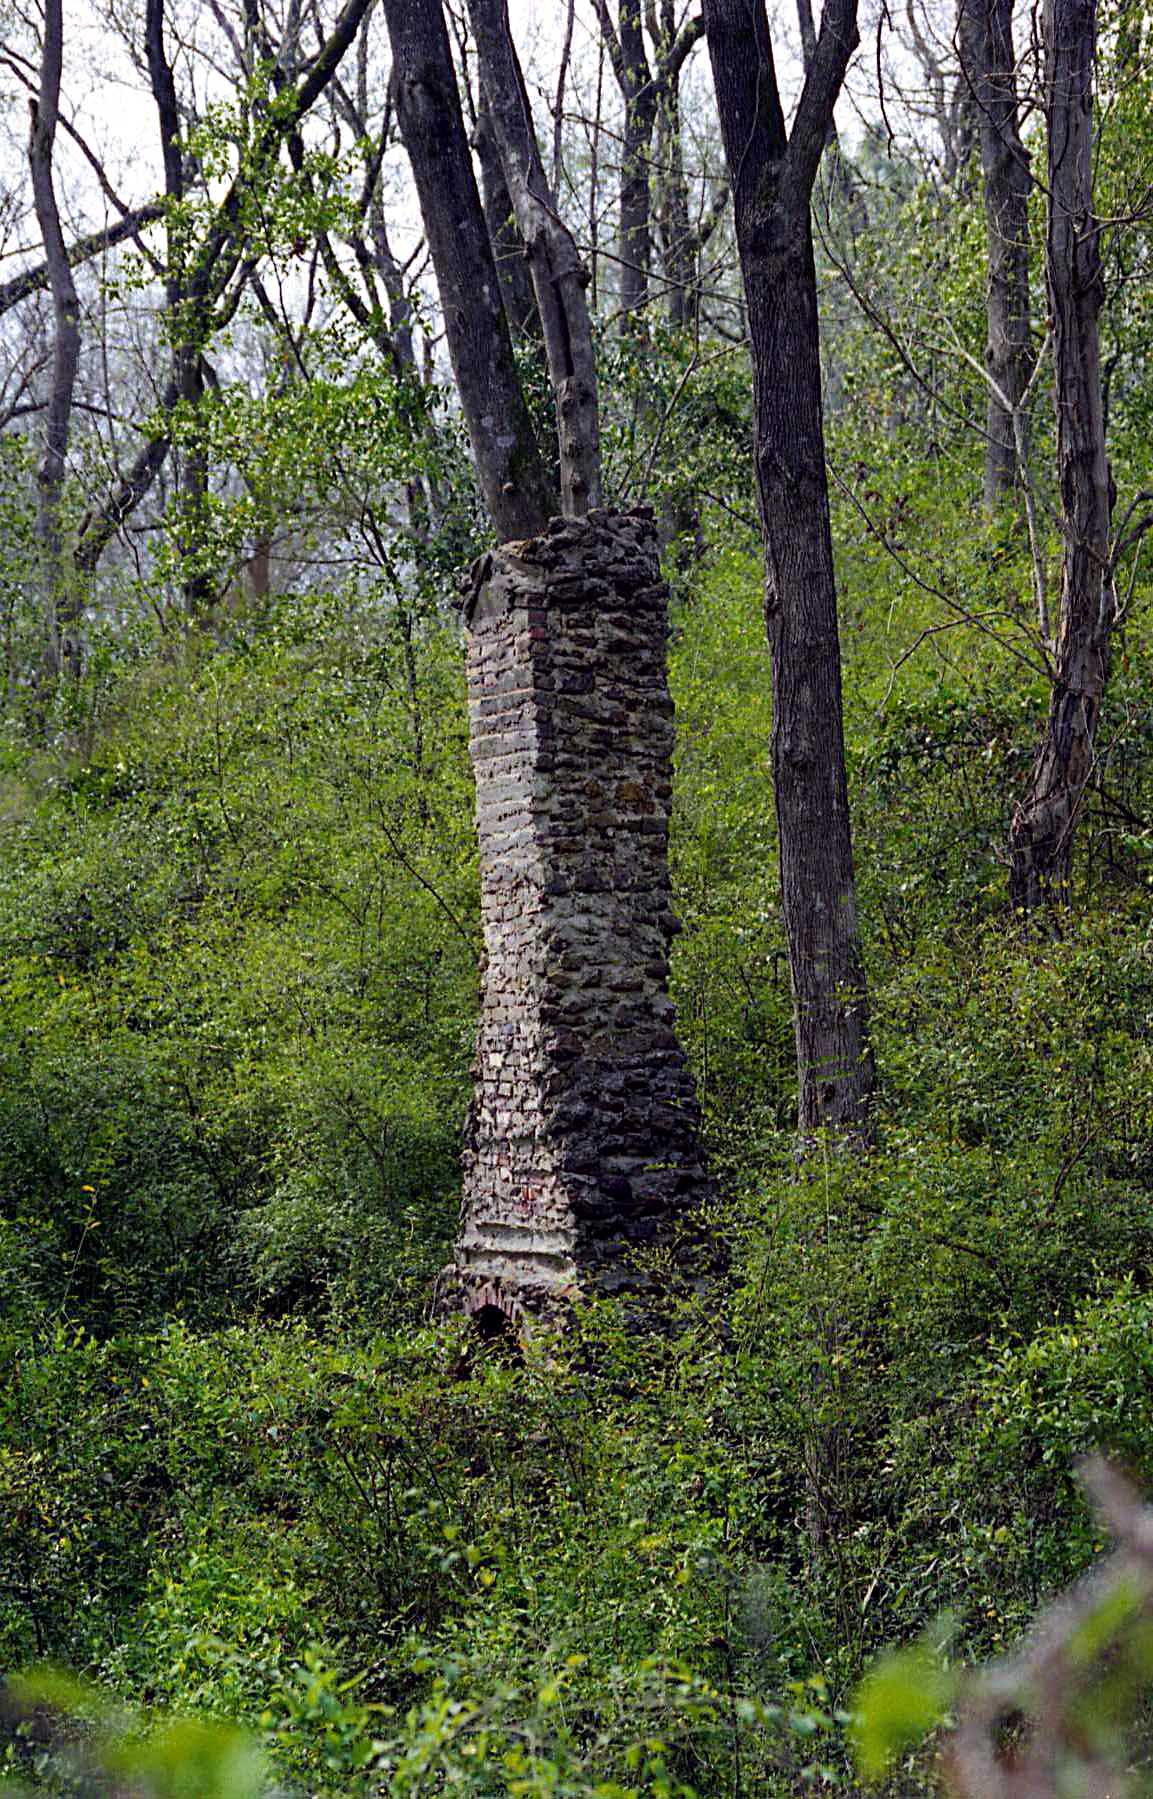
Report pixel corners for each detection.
[4,403,1153,1795]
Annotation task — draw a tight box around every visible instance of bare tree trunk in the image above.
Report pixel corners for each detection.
[382,0,553,541]
[466,0,601,516]
[145,0,214,616]
[28,0,82,683]
[1008,0,1110,913]
[959,0,1033,509]
[656,52,693,329]
[474,96,540,343]
[709,0,872,1569]
[617,2,658,327]
[705,0,874,1138]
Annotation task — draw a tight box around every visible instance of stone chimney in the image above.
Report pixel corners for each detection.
[441,509,714,1332]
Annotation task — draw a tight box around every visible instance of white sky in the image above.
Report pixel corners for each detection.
[0,0,794,272]
[0,0,928,289]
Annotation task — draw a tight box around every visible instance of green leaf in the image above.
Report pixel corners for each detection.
[850,1634,957,1781]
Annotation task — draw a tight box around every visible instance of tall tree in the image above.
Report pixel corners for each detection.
[959,0,1034,510]
[145,0,211,615]
[592,2,705,330]
[381,0,552,539]
[1008,0,1111,910]
[704,0,875,1137]
[466,0,602,514]
[28,0,82,682]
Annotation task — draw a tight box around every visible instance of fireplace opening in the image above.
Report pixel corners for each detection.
[471,1302,521,1358]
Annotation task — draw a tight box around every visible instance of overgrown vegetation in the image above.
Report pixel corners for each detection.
[5,0,1153,1790]
[4,419,1153,1790]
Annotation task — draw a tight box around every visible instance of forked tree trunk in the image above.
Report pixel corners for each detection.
[1008,0,1111,912]
[466,0,602,516]
[705,0,874,1138]
[382,0,552,541]
[959,0,1033,509]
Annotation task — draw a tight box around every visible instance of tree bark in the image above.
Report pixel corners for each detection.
[474,95,540,342]
[959,0,1033,509]
[616,1,658,327]
[382,0,553,541]
[146,0,213,616]
[1008,0,1111,912]
[28,0,82,683]
[465,0,602,516]
[704,0,874,1137]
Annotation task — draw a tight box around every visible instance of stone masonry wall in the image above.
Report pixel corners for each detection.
[442,508,714,1328]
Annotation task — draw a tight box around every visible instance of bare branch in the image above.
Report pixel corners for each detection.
[0,206,164,319]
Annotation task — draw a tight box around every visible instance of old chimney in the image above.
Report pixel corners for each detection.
[440,509,715,1331]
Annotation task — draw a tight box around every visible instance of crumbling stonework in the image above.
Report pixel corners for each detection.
[441,508,714,1329]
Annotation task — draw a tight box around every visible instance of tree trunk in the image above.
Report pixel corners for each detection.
[466,0,601,517]
[146,0,215,615]
[959,0,1033,509]
[382,0,553,541]
[474,95,540,343]
[705,0,874,1138]
[617,1,658,328]
[1008,0,1111,912]
[28,0,82,684]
